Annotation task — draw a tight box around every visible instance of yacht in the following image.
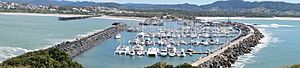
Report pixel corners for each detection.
[177,48,186,57]
[159,47,168,57]
[114,45,121,54]
[146,47,159,56]
[132,45,144,56]
[187,47,194,52]
[201,40,210,46]
[167,45,176,57]
[128,50,135,56]
[119,46,130,55]
[115,34,121,39]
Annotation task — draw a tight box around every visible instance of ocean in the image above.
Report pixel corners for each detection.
[223,19,300,68]
[0,14,138,62]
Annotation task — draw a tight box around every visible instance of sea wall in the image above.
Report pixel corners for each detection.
[52,24,127,57]
[192,22,264,68]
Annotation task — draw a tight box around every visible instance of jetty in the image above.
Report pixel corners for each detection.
[58,15,102,21]
[52,23,127,57]
[190,22,264,68]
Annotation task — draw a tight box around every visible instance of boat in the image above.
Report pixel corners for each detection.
[167,45,176,57]
[177,48,186,57]
[132,45,144,56]
[113,45,121,54]
[145,38,154,46]
[128,50,135,56]
[159,47,168,57]
[115,34,121,39]
[201,40,210,46]
[118,46,130,55]
[146,47,159,56]
[180,40,188,45]
[187,47,194,52]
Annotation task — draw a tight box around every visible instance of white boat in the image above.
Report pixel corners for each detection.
[145,38,153,46]
[146,47,159,56]
[159,47,168,57]
[202,40,210,46]
[129,39,139,44]
[187,47,194,52]
[132,45,144,56]
[114,45,121,54]
[137,32,145,38]
[167,45,176,57]
[128,50,135,56]
[115,34,121,39]
[203,33,210,38]
[119,46,130,55]
[177,48,186,57]
[180,40,188,45]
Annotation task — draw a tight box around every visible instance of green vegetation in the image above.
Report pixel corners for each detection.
[145,62,196,68]
[288,64,300,68]
[281,64,300,68]
[0,48,83,68]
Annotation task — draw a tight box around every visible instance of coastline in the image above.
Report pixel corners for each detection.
[0,12,146,22]
[2,12,300,21]
[196,17,300,20]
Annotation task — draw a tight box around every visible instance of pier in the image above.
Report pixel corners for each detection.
[58,15,101,21]
[52,23,127,57]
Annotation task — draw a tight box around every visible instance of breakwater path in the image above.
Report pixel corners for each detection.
[191,22,264,68]
[52,24,127,57]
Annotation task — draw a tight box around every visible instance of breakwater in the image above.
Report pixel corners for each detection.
[58,15,102,21]
[52,23,127,57]
[191,22,264,68]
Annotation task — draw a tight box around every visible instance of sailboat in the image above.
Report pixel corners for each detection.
[115,34,121,39]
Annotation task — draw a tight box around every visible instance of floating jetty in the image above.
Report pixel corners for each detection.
[190,22,264,68]
[58,15,101,21]
[52,23,127,57]
[114,18,241,57]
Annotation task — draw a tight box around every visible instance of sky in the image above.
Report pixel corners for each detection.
[67,0,300,5]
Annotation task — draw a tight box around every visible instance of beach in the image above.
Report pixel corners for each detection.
[0,12,146,22]
[2,12,300,21]
[196,17,300,20]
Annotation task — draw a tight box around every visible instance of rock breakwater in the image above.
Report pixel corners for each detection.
[191,22,264,68]
[52,24,127,57]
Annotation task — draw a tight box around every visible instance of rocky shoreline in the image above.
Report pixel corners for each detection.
[52,23,127,57]
[192,22,264,68]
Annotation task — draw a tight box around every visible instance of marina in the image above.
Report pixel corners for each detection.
[0,14,271,68]
[113,18,240,57]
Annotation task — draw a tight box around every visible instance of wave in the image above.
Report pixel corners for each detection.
[0,47,31,63]
[231,28,276,68]
[76,29,104,38]
[254,24,295,28]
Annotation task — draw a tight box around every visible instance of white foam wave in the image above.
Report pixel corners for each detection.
[255,24,295,28]
[76,29,104,38]
[0,47,31,63]
[231,28,276,68]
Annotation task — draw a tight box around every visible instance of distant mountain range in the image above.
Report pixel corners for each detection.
[2,0,300,13]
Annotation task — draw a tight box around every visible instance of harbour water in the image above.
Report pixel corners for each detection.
[73,20,238,68]
[1,14,300,68]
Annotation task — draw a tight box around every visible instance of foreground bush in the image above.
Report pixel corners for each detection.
[146,62,196,68]
[0,48,83,68]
